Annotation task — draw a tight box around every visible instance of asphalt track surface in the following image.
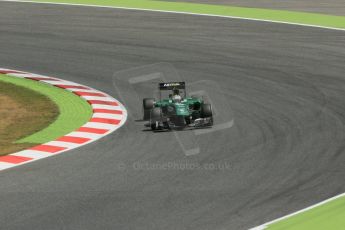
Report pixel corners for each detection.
[0,2,345,230]
[165,0,345,16]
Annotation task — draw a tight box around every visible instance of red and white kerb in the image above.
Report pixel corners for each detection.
[0,68,127,171]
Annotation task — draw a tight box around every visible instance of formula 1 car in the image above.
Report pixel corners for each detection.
[143,82,213,130]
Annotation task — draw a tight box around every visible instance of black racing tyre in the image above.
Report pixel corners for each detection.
[150,107,162,130]
[143,98,155,110]
[200,104,212,118]
[150,107,162,120]
[151,122,157,130]
[143,98,155,120]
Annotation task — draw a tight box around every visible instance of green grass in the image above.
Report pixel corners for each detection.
[15,0,345,29]
[0,77,58,154]
[0,74,92,144]
[266,196,345,230]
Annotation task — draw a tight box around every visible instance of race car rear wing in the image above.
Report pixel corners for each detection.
[159,82,185,90]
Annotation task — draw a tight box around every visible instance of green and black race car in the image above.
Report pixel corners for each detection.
[143,82,213,130]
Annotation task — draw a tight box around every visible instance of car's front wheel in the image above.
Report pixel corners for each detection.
[150,107,162,130]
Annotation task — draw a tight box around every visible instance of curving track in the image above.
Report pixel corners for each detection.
[0,2,345,230]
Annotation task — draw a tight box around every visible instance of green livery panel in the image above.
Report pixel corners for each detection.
[155,97,202,116]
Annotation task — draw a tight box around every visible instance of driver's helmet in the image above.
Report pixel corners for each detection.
[172,94,182,103]
[172,88,182,102]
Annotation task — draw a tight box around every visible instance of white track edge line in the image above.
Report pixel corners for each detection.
[249,192,345,229]
[1,0,345,32]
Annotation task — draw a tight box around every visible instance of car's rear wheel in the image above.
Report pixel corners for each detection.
[143,98,155,120]
[200,104,213,126]
[201,104,212,118]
